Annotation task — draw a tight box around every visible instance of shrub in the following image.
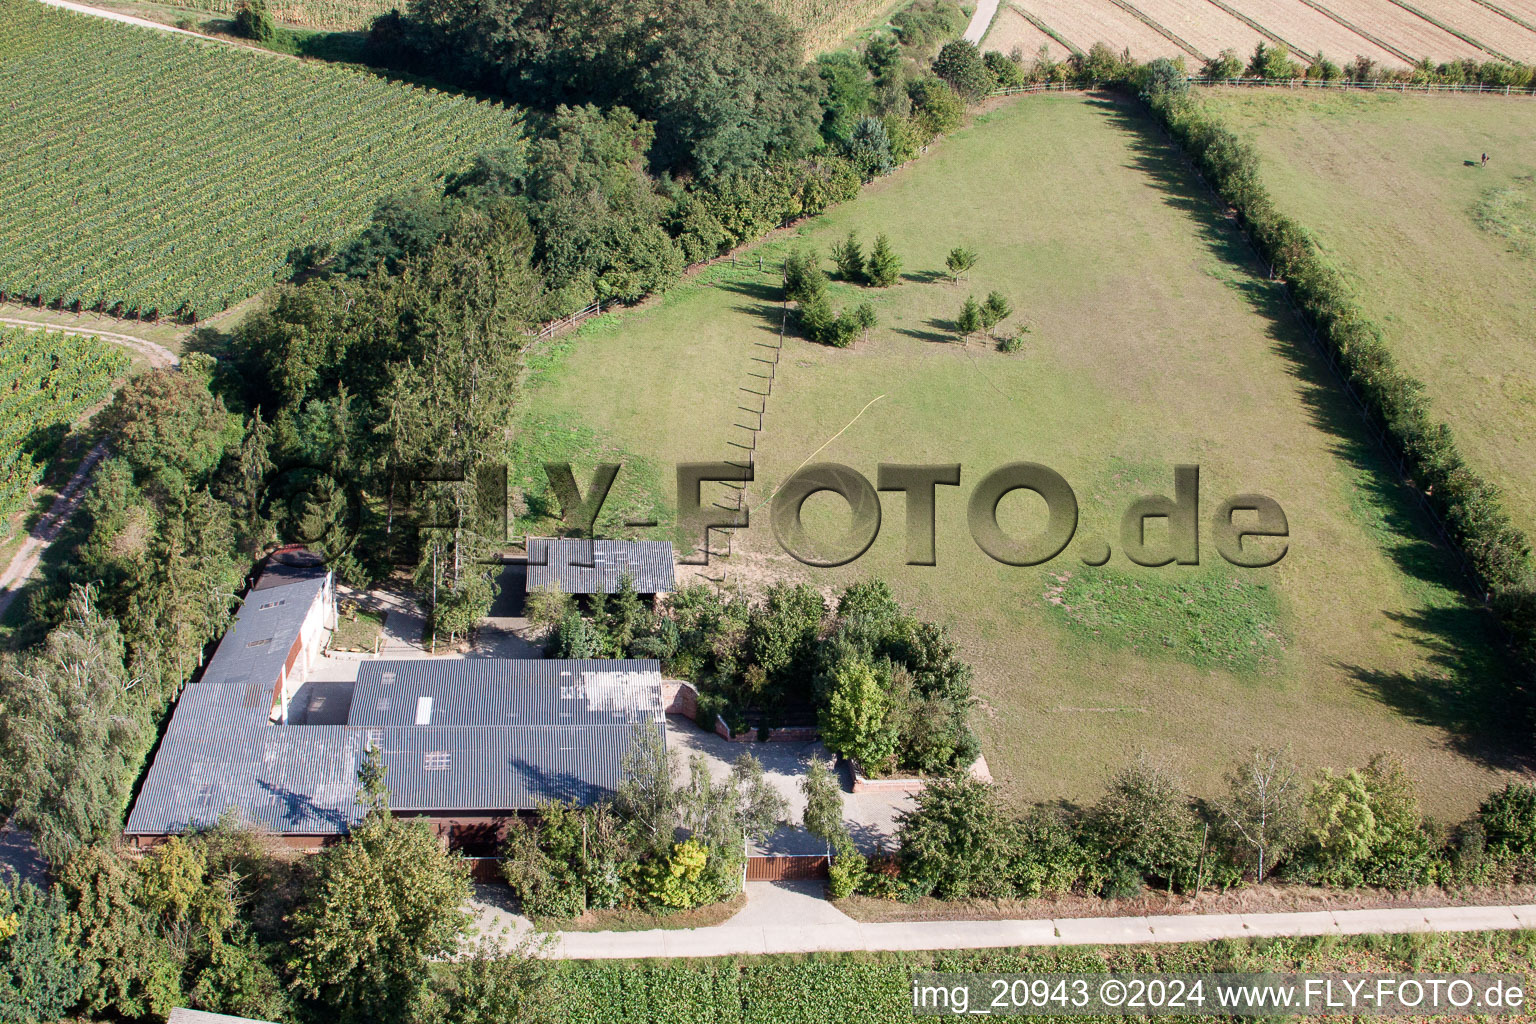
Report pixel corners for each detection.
[1008,806,1089,897]
[909,77,964,138]
[1200,49,1243,79]
[896,777,1010,899]
[1140,56,1187,98]
[997,326,1028,353]
[1478,783,1536,874]
[1248,41,1301,80]
[984,49,1026,90]
[642,840,719,910]
[1084,756,1203,891]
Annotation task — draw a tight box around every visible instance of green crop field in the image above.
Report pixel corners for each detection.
[169,0,397,30]
[1202,88,1536,540]
[517,92,1525,818]
[0,327,127,539]
[0,0,525,321]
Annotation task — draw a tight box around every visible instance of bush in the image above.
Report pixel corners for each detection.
[233,0,274,41]
[1200,49,1243,80]
[1084,756,1203,891]
[896,777,1011,899]
[908,77,964,138]
[984,49,1026,90]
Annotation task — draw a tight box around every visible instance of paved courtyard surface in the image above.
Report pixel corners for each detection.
[666,715,912,855]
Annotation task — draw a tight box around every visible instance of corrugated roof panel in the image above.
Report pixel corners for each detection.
[526,538,675,594]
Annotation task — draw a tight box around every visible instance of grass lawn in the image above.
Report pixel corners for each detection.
[517,92,1529,818]
[330,606,385,652]
[1201,88,1536,538]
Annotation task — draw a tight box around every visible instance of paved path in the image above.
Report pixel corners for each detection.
[0,442,108,623]
[1,317,179,369]
[539,895,1536,960]
[963,0,1000,44]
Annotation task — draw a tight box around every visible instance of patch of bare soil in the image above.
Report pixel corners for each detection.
[836,882,1536,923]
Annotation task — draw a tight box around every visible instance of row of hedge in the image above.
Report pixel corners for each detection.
[1139,68,1536,677]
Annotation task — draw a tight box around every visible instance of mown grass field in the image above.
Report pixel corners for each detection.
[1204,89,1536,540]
[518,92,1528,817]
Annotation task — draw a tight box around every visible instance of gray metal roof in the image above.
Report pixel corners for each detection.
[199,577,327,689]
[126,653,665,835]
[169,1009,280,1024]
[349,659,664,728]
[526,537,675,594]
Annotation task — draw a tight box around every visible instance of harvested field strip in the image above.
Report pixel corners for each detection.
[1295,0,1417,60]
[1128,0,1270,60]
[1017,0,1187,58]
[1103,0,1209,58]
[1476,0,1536,28]
[1201,0,1315,56]
[1386,0,1522,59]
[1221,0,1400,64]
[983,5,1075,59]
[1007,3,1083,54]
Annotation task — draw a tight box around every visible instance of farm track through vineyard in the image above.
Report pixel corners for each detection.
[0,0,526,322]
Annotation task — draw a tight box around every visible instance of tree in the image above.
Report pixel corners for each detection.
[908,76,964,138]
[105,364,241,495]
[983,49,1026,89]
[831,231,865,282]
[945,245,978,282]
[1248,41,1301,80]
[979,290,1012,337]
[0,868,83,1024]
[613,723,675,855]
[675,752,788,851]
[747,582,826,704]
[955,295,982,340]
[1140,56,1187,98]
[233,0,274,41]
[782,247,828,305]
[932,40,993,100]
[1217,747,1303,881]
[286,751,472,1023]
[418,935,550,1024]
[801,758,847,855]
[0,586,148,865]
[865,233,902,287]
[819,657,897,772]
[1304,768,1377,878]
[853,302,878,345]
[845,117,894,181]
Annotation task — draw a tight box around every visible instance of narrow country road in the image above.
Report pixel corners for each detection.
[963,0,999,44]
[488,884,1536,959]
[34,0,204,36]
[1,317,179,369]
[0,442,109,623]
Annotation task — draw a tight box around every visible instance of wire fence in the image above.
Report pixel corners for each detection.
[992,78,1536,98]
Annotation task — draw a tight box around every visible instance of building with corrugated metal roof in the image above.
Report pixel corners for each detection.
[125,564,665,856]
[526,537,675,596]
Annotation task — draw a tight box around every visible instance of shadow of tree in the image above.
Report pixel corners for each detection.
[1087,96,1530,769]
[893,318,955,344]
[902,269,949,285]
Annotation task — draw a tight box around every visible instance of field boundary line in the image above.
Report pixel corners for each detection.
[1104,0,1208,61]
[1382,0,1516,61]
[1465,0,1536,34]
[1007,3,1083,56]
[1194,0,1315,62]
[1292,0,1416,64]
[0,316,179,368]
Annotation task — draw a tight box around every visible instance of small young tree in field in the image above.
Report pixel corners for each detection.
[782,248,827,305]
[980,291,1012,337]
[955,295,981,341]
[1217,747,1304,881]
[831,232,865,282]
[945,245,978,283]
[853,302,878,345]
[866,233,902,287]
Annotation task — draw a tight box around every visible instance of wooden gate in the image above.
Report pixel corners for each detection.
[746,855,829,881]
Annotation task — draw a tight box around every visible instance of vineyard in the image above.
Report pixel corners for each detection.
[0,0,526,321]
[0,327,127,539]
[983,0,1536,65]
